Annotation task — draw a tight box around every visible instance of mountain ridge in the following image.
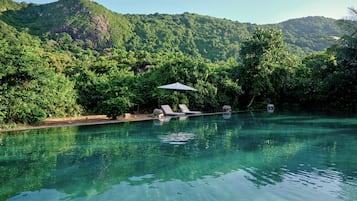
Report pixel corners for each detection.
[1,0,342,60]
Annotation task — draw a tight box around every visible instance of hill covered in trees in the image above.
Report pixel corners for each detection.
[270,16,342,56]
[1,0,342,60]
[0,0,356,127]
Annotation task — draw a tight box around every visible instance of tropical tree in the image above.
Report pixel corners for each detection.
[205,63,242,110]
[0,38,81,124]
[75,52,135,119]
[98,67,135,119]
[238,27,285,109]
[295,51,338,107]
[326,8,357,110]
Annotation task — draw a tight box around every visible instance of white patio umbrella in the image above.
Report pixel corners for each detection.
[157,82,197,110]
[158,82,197,91]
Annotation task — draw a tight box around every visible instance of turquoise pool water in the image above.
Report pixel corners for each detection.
[0,112,356,201]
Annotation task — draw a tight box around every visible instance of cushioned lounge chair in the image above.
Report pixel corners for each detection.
[161,105,185,116]
[179,104,202,114]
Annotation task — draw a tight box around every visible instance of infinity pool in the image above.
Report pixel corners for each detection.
[1,112,356,201]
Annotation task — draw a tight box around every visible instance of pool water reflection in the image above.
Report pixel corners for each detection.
[0,112,356,201]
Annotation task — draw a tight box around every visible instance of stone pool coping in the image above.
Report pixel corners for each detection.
[1,112,232,132]
[1,114,154,132]
[0,111,242,132]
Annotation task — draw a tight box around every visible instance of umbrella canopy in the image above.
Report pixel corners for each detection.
[157,82,197,91]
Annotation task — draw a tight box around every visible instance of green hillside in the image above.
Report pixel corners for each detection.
[270,16,342,56]
[0,0,342,60]
[0,0,24,11]
[0,0,132,48]
[124,13,254,61]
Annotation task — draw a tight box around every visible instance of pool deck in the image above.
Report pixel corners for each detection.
[1,112,237,132]
[1,114,154,132]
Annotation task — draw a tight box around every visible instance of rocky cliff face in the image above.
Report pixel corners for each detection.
[1,0,113,48]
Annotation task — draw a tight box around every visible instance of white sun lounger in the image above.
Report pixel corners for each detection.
[179,104,202,114]
[161,105,185,116]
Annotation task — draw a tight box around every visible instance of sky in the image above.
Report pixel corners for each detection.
[14,0,356,24]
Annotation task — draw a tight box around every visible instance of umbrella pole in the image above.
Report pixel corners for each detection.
[174,91,178,111]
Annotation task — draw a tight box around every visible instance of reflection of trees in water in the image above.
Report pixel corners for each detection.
[1,112,356,200]
[0,126,78,201]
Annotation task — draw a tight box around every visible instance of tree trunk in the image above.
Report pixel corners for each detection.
[247,95,255,108]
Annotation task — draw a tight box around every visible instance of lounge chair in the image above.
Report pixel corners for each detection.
[179,104,202,114]
[161,105,185,116]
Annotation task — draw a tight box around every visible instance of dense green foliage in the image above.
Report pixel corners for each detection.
[124,13,252,61]
[0,1,356,126]
[0,21,81,125]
